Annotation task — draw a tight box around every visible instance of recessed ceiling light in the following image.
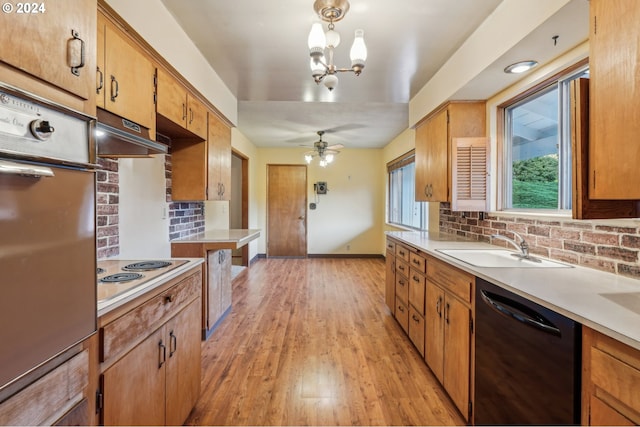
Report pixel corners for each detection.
[504,60,538,74]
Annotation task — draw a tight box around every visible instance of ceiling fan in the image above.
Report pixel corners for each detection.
[304,131,344,167]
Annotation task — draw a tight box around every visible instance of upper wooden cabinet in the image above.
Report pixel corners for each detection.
[156,67,208,140]
[207,112,232,201]
[96,9,155,133]
[415,101,486,203]
[171,111,231,201]
[0,0,96,114]
[589,0,640,199]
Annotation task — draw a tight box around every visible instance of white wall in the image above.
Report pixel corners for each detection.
[118,155,170,258]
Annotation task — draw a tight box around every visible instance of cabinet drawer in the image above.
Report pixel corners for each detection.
[395,273,409,305]
[408,305,425,357]
[409,270,426,315]
[396,259,409,278]
[386,239,396,253]
[395,244,410,262]
[101,270,201,364]
[591,346,640,416]
[427,257,474,304]
[395,300,409,334]
[409,252,426,274]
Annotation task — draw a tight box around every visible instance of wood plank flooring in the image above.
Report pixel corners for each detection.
[186,258,465,426]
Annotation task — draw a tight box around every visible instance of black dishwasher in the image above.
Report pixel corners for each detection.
[474,278,581,425]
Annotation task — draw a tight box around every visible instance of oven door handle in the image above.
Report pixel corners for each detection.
[0,160,54,178]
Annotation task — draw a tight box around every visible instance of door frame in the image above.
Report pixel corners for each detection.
[232,149,250,266]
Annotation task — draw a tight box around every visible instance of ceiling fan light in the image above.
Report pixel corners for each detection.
[349,29,367,66]
[305,154,313,164]
[308,21,326,54]
[325,153,334,163]
[319,159,328,167]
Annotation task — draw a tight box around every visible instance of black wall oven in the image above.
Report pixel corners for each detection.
[0,85,97,395]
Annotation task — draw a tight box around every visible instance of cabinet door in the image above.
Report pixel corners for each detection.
[157,67,188,128]
[589,0,640,199]
[96,12,106,109]
[0,0,96,101]
[208,112,232,201]
[385,252,396,310]
[187,94,208,140]
[103,21,155,130]
[425,282,444,383]
[409,269,426,315]
[102,327,166,426]
[207,250,223,331]
[166,300,202,426]
[589,395,635,426]
[219,249,232,313]
[415,109,449,202]
[443,295,471,420]
[408,305,425,357]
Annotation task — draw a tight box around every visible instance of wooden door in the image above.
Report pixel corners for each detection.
[166,300,201,426]
[102,327,166,426]
[267,164,307,257]
[589,0,640,199]
[104,20,155,130]
[443,295,470,420]
[425,282,444,383]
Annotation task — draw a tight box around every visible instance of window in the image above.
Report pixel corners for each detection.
[501,65,589,212]
[388,151,428,230]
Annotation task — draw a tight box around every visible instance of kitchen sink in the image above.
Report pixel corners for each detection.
[436,249,573,268]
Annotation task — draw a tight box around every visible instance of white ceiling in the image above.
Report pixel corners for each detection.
[160,0,588,150]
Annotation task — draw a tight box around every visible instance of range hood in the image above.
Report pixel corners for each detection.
[95,109,167,157]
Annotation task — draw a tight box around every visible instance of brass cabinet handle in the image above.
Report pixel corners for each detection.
[169,331,177,357]
[158,340,166,368]
[110,75,119,101]
[96,66,104,94]
[436,296,442,317]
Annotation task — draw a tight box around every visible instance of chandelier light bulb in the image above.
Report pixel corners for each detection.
[305,154,313,164]
[325,154,334,163]
[310,57,325,79]
[308,21,326,55]
[350,29,367,69]
[319,159,328,167]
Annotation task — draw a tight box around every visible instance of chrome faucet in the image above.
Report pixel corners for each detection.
[491,231,536,261]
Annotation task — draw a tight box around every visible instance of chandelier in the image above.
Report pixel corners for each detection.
[304,131,343,167]
[307,0,367,91]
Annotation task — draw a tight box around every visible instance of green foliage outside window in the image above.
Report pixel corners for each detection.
[512,155,558,209]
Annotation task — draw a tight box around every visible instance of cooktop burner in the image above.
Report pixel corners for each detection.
[100,272,144,283]
[122,261,173,271]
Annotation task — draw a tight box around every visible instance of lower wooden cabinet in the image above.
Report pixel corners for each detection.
[207,249,232,335]
[99,267,202,426]
[582,326,640,425]
[385,241,396,310]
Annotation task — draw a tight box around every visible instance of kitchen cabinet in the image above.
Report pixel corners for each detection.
[582,326,640,425]
[208,112,232,201]
[207,249,232,334]
[0,0,96,114]
[391,240,427,356]
[589,0,640,199]
[171,111,232,201]
[99,267,202,426]
[415,101,486,203]
[0,348,90,426]
[385,239,396,310]
[156,66,208,140]
[97,8,156,135]
[425,256,474,421]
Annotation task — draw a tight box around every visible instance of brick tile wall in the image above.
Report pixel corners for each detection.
[96,157,119,259]
[439,202,640,279]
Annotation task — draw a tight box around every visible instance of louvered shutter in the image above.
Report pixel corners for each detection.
[452,137,489,211]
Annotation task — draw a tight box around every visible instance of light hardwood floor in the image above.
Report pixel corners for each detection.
[186,258,465,426]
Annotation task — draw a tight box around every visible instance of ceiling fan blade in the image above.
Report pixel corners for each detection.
[327,144,344,150]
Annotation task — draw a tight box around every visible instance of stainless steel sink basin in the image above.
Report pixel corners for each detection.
[436,249,573,268]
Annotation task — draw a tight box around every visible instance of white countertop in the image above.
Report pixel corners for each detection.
[387,231,640,351]
[171,229,261,248]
